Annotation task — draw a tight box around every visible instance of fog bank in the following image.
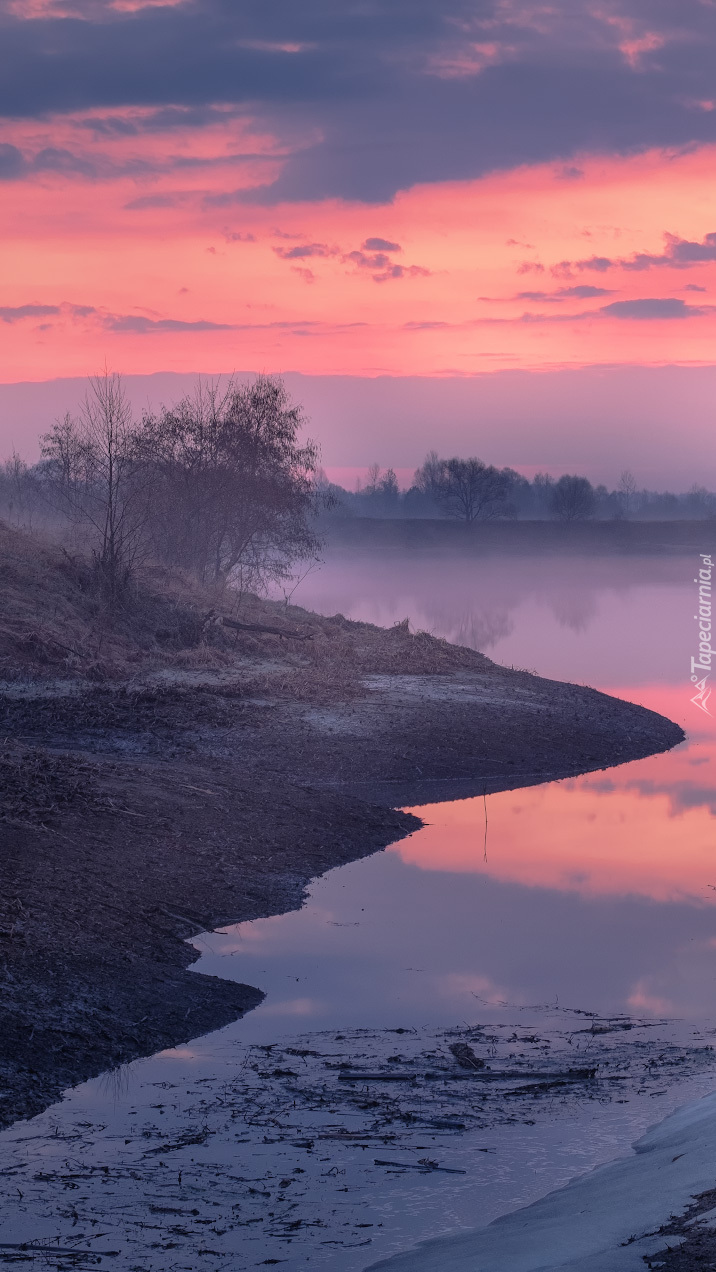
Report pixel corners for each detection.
[1,364,715,491]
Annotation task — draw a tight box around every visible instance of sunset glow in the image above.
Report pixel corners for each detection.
[6,144,716,380]
[3,0,716,394]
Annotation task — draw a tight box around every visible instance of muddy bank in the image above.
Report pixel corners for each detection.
[0,649,684,1134]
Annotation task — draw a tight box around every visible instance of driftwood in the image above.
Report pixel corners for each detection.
[373,1159,467,1174]
[0,1245,119,1259]
[425,1066,598,1082]
[449,1042,485,1070]
[339,1066,597,1083]
[203,611,314,641]
[339,1071,418,1083]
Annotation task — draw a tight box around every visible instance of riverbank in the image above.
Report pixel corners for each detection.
[324,515,716,555]
[0,523,685,1131]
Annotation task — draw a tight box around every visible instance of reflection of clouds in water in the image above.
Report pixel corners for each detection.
[434,971,515,1005]
[580,730,716,819]
[627,980,675,1017]
[399,746,716,904]
[257,997,326,1018]
[632,780,716,816]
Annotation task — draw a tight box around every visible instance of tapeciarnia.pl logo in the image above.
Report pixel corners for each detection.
[691,553,713,715]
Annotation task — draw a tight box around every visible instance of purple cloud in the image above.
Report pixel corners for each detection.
[518,284,613,302]
[552,256,614,278]
[558,285,613,298]
[0,143,24,179]
[345,249,430,282]
[124,193,184,210]
[3,1,716,201]
[273,242,335,260]
[600,297,706,319]
[622,231,716,270]
[104,315,234,333]
[362,237,401,251]
[0,304,60,322]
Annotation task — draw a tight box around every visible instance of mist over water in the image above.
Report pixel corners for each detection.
[288,550,693,688]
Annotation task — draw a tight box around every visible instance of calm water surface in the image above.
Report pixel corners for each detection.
[196,550,716,1031]
[2,550,716,1270]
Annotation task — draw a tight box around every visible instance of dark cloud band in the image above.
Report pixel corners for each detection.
[2,1,716,200]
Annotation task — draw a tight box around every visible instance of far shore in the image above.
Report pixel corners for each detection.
[324,515,716,555]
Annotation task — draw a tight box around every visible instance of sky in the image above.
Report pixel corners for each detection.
[3,0,716,478]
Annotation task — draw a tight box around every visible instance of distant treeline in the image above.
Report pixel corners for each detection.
[320,455,716,522]
[2,381,714,609]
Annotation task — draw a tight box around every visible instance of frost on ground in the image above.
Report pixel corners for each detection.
[368,1081,716,1272]
[0,1010,714,1270]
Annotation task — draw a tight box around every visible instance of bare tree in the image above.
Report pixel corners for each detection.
[0,452,43,528]
[364,462,382,494]
[685,483,713,517]
[549,474,596,521]
[618,469,638,518]
[415,454,511,522]
[136,374,321,590]
[41,372,146,600]
[413,450,443,500]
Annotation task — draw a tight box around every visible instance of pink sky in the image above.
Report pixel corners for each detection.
[5,143,716,382]
[4,0,716,471]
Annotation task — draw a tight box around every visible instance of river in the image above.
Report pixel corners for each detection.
[0,548,714,1270]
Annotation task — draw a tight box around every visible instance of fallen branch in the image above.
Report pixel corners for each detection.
[218,616,314,641]
[374,1159,466,1174]
[201,609,314,641]
[339,1067,596,1083]
[339,1071,417,1083]
[424,1067,598,1081]
[0,1245,119,1260]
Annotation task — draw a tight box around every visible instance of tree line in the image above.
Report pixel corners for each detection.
[0,372,322,602]
[323,456,716,523]
[2,380,715,602]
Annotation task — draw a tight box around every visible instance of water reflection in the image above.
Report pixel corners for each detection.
[189,551,716,1033]
[195,809,716,1031]
[398,751,716,903]
[0,551,713,1270]
[194,712,716,1030]
[290,551,694,684]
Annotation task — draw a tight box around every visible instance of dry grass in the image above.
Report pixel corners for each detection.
[0,744,108,827]
[0,522,241,680]
[0,521,492,696]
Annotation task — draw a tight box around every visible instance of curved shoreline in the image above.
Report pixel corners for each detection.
[0,653,683,1132]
